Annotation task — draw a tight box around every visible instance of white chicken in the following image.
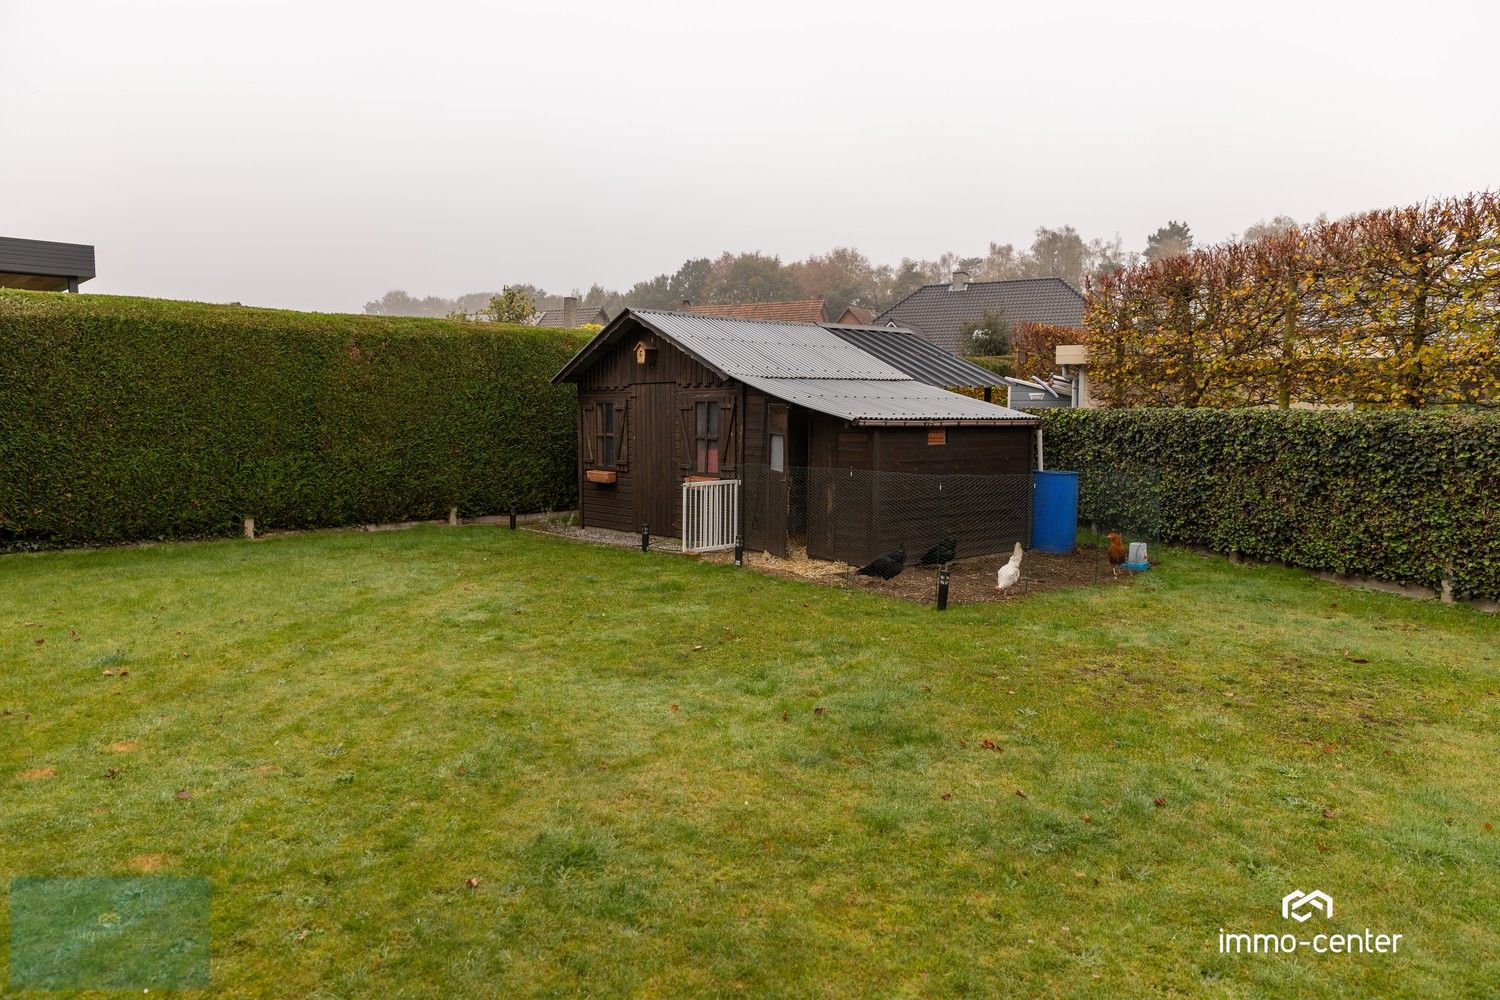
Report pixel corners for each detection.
[995,542,1024,593]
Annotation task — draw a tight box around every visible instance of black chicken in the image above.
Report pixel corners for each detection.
[856,547,906,580]
[919,534,956,566]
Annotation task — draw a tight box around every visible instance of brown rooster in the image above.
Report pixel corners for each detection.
[1107,532,1127,578]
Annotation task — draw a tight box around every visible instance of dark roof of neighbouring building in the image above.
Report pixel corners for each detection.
[532,305,609,328]
[823,324,1006,388]
[553,309,1036,425]
[873,277,1085,354]
[0,236,95,291]
[682,299,830,324]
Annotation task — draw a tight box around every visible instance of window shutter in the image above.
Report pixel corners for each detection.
[677,402,696,474]
[614,400,630,470]
[718,395,738,474]
[580,402,597,467]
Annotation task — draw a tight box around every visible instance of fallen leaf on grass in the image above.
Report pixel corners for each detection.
[813,706,825,716]
[669,704,679,712]
[174,788,194,800]
[102,669,114,677]
[465,877,481,889]
[1015,788,1027,799]
[940,792,953,801]
[33,638,44,646]
[1322,808,1340,819]
[1153,797,1167,808]
[979,739,1001,751]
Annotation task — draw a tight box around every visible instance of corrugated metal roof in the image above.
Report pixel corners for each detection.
[632,310,906,380]
[823,324,1006,388]
[683,299,830,323]
[736,375,1033,424]
[555,309,1037,425]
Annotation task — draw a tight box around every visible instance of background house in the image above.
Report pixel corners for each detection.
[835,305,875,325]
[873,272,1085,355]
[531,296,609,328]
[553,310,1037,563]
[0,237,94,293]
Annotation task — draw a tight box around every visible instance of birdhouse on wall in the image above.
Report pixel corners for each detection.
[634,340,657,365]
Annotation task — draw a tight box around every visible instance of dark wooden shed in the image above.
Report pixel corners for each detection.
[553,309,1038,564]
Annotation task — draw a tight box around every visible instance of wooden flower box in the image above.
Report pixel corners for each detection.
[585,469,617,485]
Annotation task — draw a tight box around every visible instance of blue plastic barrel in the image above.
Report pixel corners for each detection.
[1030,470,1079,553]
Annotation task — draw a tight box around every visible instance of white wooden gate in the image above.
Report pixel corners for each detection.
[682,479,740,553]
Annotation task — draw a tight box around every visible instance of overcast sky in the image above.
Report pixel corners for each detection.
[4,0,1497,312]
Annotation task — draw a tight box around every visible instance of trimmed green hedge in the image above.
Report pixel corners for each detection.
[1040,408,1500,601]
[0,291,586,549]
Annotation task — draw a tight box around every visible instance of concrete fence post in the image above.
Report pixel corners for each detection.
[243,518,255,540]
[448,507,459,526]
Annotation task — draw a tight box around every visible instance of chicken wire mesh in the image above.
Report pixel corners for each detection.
[1074,461,1164,549]
[739,463,1034,568]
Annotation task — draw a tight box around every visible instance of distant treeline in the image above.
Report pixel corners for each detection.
[364,218,1273,321]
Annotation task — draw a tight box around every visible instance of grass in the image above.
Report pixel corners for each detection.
[1,526,1496,997]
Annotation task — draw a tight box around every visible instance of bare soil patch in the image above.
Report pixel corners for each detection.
[125,853,171,873]
[18,766,57,780]
[705,542,1134,605]
[532,514,1135,605]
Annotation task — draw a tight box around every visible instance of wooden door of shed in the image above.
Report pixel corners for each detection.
[634,382,677,536]
[761,403,791,556]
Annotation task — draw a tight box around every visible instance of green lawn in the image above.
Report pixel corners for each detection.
[2,527,1496,997]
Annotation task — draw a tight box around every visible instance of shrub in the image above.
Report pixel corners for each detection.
[1040,408,1500,600]
[0,291,587,549]
[1011,322,1082,380]
[1084,191,1500,409]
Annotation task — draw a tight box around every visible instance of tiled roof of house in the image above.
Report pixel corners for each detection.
[872,277,1085,354]
[682,299,829,324]
[533,305,609,328]
[836,306,876,325]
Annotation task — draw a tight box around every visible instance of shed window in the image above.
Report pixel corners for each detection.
[597,402,617,467]
[769,433,785,473]
[695,401,720,474]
